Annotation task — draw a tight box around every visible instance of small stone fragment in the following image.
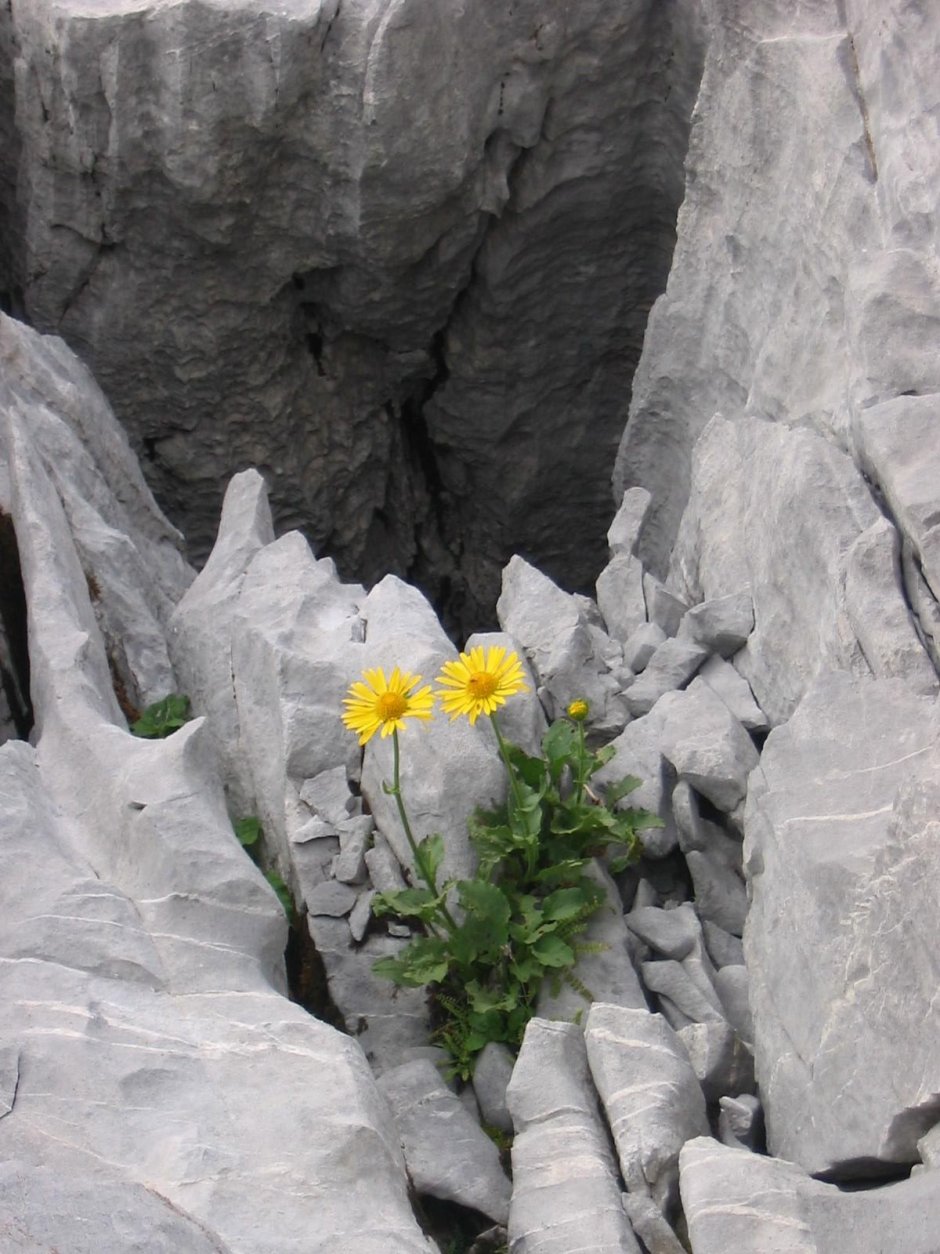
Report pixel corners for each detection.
[643,574,688,637]
[714,965,753,1046]
[685,850,748,936]
[677,1022,756,1105]
[641,960,725,1026]
[718,1094,764,1151]
[597,553,647,644]
[678,591,754,657]
[299,766,357,825]
[697,655,769,733]
[608,487,652,557]
[622,621,667,674]
[621,1192,688,1254]
[473,1041,516,1137]
[701,920,745,969]
[656,680,759,814]
[624,638,709,717]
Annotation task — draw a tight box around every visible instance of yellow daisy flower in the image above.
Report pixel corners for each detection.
[435,645,529,725]
[342,666,434,745]
[566,699,590,722]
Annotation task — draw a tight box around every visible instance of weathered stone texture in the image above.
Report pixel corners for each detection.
[5,0,704,624]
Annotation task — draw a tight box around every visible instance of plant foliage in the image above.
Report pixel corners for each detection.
[373,712,661,1078]
[130,693,192,738]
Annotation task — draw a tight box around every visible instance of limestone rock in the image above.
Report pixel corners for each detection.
[655,680,759,814]
[622,622,667,674]
[608,487,653,558]
[744,672,940,1174]
[507,1018,641,1254]
[680,1137,940,1254]
[696,655,768,735]
[642,575,688,638]
[7,0,704,621]
[677,1021,755,1107]
[677,591,754,658]
[597,552,647,646]
[497,554,629,732]
[1,313,192,712]
[595,706,679,858]
[472,1041,516,1138]
[585,1003,708,1212]
[378,1058,511,1224]
[624,638,709,718]
[666,415,932,725]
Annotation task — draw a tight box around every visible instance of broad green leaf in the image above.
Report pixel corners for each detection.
[542,886,594,923]
[542,720,578,779]
[374,938,449,986]
[131,693,192,738]
[234,816,262,848]
[372,887,445,922]
[593,743,616,767]
[531,933,575,968]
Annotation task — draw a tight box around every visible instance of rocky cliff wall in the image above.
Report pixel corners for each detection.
[1,0,704,628]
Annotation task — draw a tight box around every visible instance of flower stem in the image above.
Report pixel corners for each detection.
[389,730,456,932]
[574,719,587,806]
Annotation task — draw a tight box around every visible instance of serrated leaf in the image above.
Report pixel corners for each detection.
[593,743,616,767]
[374,938,449,987]
[372,887,444,922]
[416,833,445,884]
[604,774,643,806]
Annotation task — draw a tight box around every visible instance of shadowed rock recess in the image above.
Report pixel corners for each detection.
[3,1,940,1252]
[1,0,705,630]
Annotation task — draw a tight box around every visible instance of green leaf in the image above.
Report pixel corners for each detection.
[416,833,445,884]
[593,743,616,767]
[531,933,575,968]
[233,816,262,848]
[542,886,594,923]
[451,880,511,963]
[130,693,192,738]
[372,887,446,923]
[503,743,547,791]
[374,938,449,987]
[604,774,643,806]
[542,720,578,779]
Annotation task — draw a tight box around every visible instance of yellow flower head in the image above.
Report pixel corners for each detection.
[342,666,434,746]
[435,646,528,725]
[566,699,590,722]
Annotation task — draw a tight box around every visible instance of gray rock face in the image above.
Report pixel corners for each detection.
[681,1137,940,1254]
[0,338,435,1251]
[4,0,704,623]
[507,1018,641,1254]
[667,414,934,725]
[615,2,940,586]
[745,672,940,1174]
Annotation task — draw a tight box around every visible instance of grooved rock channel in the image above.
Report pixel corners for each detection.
[0,0,705,630]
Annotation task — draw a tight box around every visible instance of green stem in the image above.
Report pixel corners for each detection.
[490,711,537,879]
[389,730,457,933]
[574,720,587,806]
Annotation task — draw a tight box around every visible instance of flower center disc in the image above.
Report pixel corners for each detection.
[377,692,408,720]
[467,672,498,700]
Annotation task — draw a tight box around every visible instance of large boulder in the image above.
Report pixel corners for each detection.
[744,672,940,1175]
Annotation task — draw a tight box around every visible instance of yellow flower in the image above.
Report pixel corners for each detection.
[566,699,589,722]
[342,666,434,745]
[435,646,528,725]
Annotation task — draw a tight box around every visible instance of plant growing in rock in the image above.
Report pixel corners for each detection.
[234,815,294,919]
[130,692,192,738]
[342,651,661,1079]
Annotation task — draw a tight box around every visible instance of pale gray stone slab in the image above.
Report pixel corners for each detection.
[685,850,748,937]
[626,904,700,961]
[508,1019,641,1254]
[744,672,940,1174]
[622,622,667,674]
[621,1192,687,1254]
[696,655,768,734]
[586,1004,708,1211]
[655,680,759,813]
[641,961,725,1027]
[473,1041,516,1137]
[608,487,652,558]
[624,638,709,717]
[597,553,648,646]
[595,705,678,858]
[378,1058,511,1224]
[718,1094,763,1152]
[681,1137,940,1254]
[300,765,357,825]
[642,575,688,638]
[666,415,932,726]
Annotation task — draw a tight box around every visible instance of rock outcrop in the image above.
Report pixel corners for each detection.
[3,0,940,1249]
[2,0,705,625]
